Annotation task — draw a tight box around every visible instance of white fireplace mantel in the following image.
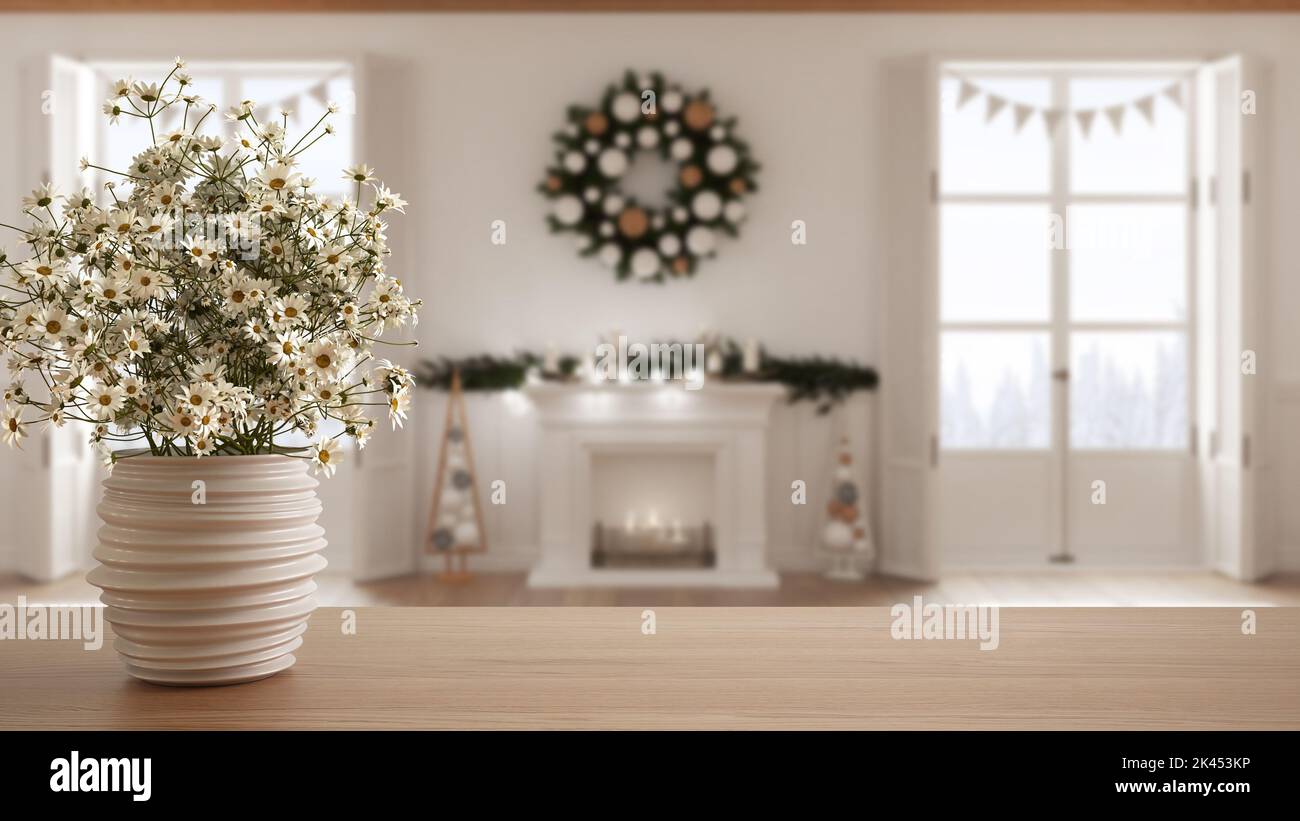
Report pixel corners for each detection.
[524,381,784,588]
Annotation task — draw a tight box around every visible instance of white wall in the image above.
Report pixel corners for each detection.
[2,12,1299,572]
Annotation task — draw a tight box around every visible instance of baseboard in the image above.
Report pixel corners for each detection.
[417,550,537,574]
[527,565,780,589]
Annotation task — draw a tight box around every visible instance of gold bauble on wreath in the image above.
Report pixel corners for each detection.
[683,99,715,131]
[584,111,609,135]
[617,207,649,239]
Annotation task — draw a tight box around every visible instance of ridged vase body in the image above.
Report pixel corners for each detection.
[87,454,327,686]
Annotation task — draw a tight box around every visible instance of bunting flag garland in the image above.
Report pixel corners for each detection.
[1104,104,1126,135]
[1134,95,1156,124]
[1012,103,1034,132]
[1075,109,1096,138]
[950,73,1189,139]
[985,94,1006,122]
[256,69,349,126]
[1042,108,1065,135]
[1163,83,1184,109]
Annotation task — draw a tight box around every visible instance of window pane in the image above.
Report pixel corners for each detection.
[94,66,227,205]
[1068,204,1187,322]
[942,204,1051,322]
[242,72,354,198]
[942,332,1051,449]
[1070,332,1187,449]
[941,75,1051,195]
[1070,77,1187,195]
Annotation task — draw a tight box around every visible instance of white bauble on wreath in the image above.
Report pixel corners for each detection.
[552,195,583,226]
[630,248,661,279]
[540,69,759,283]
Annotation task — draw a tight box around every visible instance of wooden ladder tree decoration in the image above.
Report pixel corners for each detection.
[425,370,487,582]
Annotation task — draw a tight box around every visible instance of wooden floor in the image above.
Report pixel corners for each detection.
[5,569,1300,607]
[2,607,1297,730]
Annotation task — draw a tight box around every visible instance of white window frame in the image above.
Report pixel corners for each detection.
[83,59,357,199]
[938,60,1199,458]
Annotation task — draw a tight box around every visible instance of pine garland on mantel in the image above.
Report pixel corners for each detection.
[416,343,878,415]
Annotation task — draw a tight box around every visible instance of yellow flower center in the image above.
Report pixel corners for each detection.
[269,178,286,190]
[315,354,331,369]
[45,320,61,334]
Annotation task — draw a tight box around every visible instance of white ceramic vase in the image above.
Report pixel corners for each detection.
[87,454,327,686]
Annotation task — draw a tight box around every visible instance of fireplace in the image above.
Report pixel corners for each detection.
[524,382,782,587]
[590,451,716,570]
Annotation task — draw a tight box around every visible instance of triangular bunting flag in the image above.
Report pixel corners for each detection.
[1042,109,1065,135]
[1105,104,1125,135]
[1163,82,1183,110]
[956,80,980,109]
[1075,109,1096,139]
[985,94,1006,123]
[1134,95,1156,125]
[1012,103,1035,133]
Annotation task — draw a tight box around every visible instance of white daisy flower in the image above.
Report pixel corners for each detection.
[1,409,26,448]
[310,438,341,478]
[88,384,126,420]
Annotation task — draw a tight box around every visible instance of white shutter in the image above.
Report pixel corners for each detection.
[878,56,940,581]
[1195,55,1270,581]
[11,56,101,581]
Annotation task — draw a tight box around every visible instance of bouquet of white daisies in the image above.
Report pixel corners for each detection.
[0,59,420,476]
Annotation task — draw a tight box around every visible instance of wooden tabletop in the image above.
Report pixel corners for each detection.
[2,607,1297,730]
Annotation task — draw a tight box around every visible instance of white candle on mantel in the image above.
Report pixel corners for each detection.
[706,349,724,374]
[543,343,560,374]
[743,338,761,373]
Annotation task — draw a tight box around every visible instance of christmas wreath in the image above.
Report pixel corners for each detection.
[539,70,759,282]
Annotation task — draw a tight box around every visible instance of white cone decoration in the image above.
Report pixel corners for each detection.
[821,436,875,581]
[426,371,487,572]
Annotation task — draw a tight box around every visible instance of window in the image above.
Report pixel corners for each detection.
[86,61,355,200]
[938,64,1192,451]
